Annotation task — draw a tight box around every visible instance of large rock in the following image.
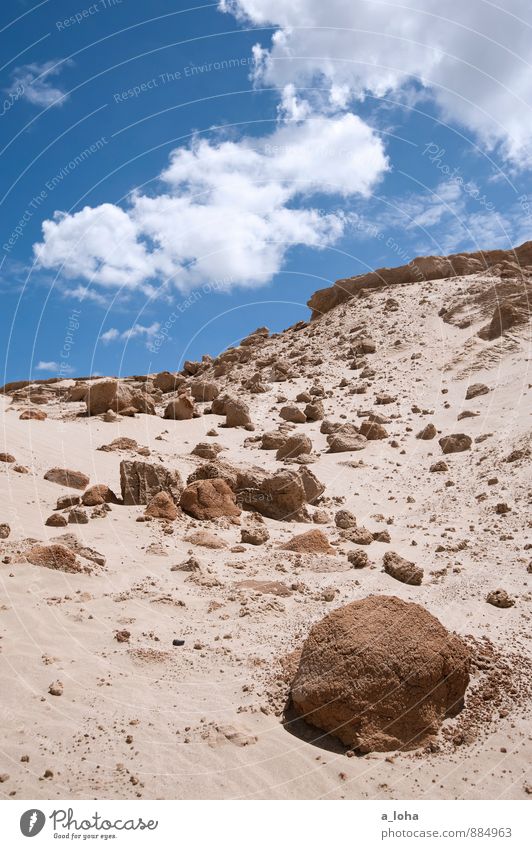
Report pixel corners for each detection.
[81,485,119,506]
[44,468,89,490]
[290,595,470,750]
[163,394,195,420]
[26,544,82,573]
[85,380,134,416]
[145,491,179,520]
[190,381,219,402]
[439,434,472,454]
[280,404,306,424]
[180,478,241,520]
[276,433,312,461]
[359,420,388,440]
[120,460,183,505]
[153,371,185,393]
[327,432,366,452]
[465,383,490,400]
[19,408,47,421]
[224,397,252,428]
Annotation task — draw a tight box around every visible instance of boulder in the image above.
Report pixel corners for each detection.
[290,595,470,750]
[429,460,448,472]
[44,468,89,490]
[191,442,223,460]
[276,434,312,461]
[65,382,88,402]
[280,404,306,424]
[383,551,423,585]
[180,478,241,520]
[120,460,182,505]
[56,494,80,510]
[241,526,270,545]
[163,395,195,420]
[359,420,388,440]
[190,381,219,402]
[416,423,437,440]
[281,529,335,555]
[0,453,15,463]
[145,491,179,520]
[347,549,370,568]
[224,398,252,428]
[439,434,472,454]
[327,432,366,452]
[304,401,324,421]
[465,383,490,400]
[335,509,357,529]
[261,430,288,450]
[153,371,185,393]
[45,514,68,527]
[0,523,10,539]
[85,380,134,416]
[486,589,515,608]
[81,484,119,506]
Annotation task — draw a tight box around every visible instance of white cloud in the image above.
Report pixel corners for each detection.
[35,360,74,374]
[8,60,69,108]
[34,114,387,292]
[221,0,532,164]
[100,323,161,347]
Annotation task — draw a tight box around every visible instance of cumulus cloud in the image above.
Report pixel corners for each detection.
[221,0,532,164]
[8,60,69,108]
[36,360,74,373]
[34,114,387,292]
[100,323,161,346]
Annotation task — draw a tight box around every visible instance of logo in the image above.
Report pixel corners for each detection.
[20,810,46,837]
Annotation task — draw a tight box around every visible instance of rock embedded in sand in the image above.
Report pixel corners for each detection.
[290,595,470,751]
[145,491,179,520]
[44,468,89,490]
[45,514,68,527]
[185,530,227,549]
[347,549,371,568]
[180,478,241,520]
[224,397,253,428]
[486,589,515,608]
[163,394,195,420]
[430,460,449,472]
[27,544,81,573]
[335,509,357,529]
[82,485,119,506]
[417,423,437,440]
[19,408,47,421]
[191,442,223,460]
[190,380,219,402]
[276,433,312,461]
[153,371,185,393]
[85,379,135,416]
[120,460,183,505]
[383,550,423,585]
[304,401,325,421]
[281,528,335,555]
[241,526,269,545]
[439,434,472,454]
[359,420,389,440]
[68,508,89,524]
[0,523,10,539]
[465,383,490,400]
[0,453,16,463]
[327,432,367,452]
[48,681,63,696]
[279,404,306,424]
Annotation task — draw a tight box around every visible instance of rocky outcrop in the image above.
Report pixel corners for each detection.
[120,460,183,505]
[163,394,195,420]
[308,240,532,318]
[85,380,134,416]
[290,595,470,751]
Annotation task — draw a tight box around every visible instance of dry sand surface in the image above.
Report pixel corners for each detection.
[0,258,531,800]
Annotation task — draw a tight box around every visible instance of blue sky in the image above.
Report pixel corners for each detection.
[1,0,531,382]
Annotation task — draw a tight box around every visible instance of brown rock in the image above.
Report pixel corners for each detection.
[81,484,119,506]
[383,551,423,585]
[238,579,291,597]
[261,430,288,450]
[429,460,448,472]
[327,432,366,452]
[163,394,195,420]
[48,680,63,696]
[44,468,89,490]
[416,423,437,440]
[290,595,470,750]
[225,397,252,427]
[56,494,80,510]
[68,508,89,524]
[27,544,81,573]
[304,401,324,421]
[185,530,227,549]
[145,491,179,520]
[0,453,15,463]
[190,380,219,402]
[359,420,388,440]
[465,383,490,400]
[19,408,47,421]
[486,589,515,608]
[120,460,183,505]
[0,523,10,539]
[281,529,335,555]
[241,526,270,545]
[85,380,134,416]
[347,549,370,568]
[439,434,472,454]
[191,442,223,460]
[153,371,185,393]
[335,510,357,529]
[276,433,312,461]
[45,514,68,527]
[279,404,306,424]
[180,478,241,520]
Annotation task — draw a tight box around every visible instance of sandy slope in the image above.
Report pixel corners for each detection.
[0,269,531,800]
